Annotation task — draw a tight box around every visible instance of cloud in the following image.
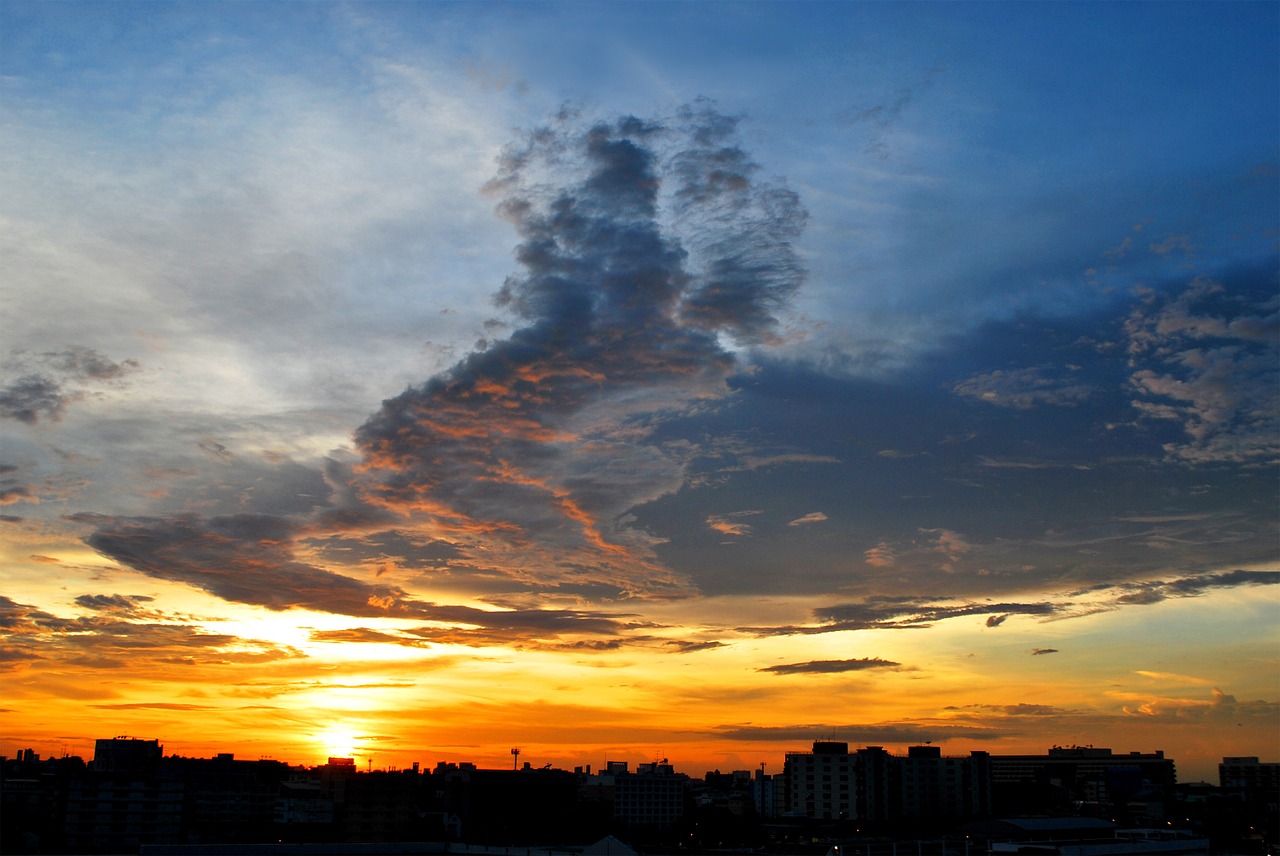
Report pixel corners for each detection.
[88,703,218,711]
[949,703,1072,717]
[197,439,234,462]
[665,640,724,654]
[1126,274,1279,463]
[308,628,426,646]
[1118,686,1280,721]
[1030,648,1059,656]
[1134,670,1212,686]
[953,366,1095,410]
[0,594,301,674]
[0,348,139,423]
[79,512,652,648]
[352,104,807,597]
[0,375,69,424]
[759,657,901,675]
[788,511,828,527]
[742,599,1061,637]
[0,483,36,505]
[1114,569,1280,606]
[74,593,158,617]
[864,543,896,568]
[706,514,753,537]
[837,66,945,161]
[81,512,418,617]
[737,568,1279,639]
[42,347,141,381]
[711,722,1002,743]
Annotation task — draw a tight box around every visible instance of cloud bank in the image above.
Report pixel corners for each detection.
[351,105,807,597]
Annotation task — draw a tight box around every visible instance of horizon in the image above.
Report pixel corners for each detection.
[0,731,1258,785]
[2,2,1277,795]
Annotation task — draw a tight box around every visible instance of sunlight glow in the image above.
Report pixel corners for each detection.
[316,726,363,761]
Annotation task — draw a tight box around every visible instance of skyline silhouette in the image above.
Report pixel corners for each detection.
[5,735,1276,855]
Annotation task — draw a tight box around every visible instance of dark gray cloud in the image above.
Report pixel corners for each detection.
[711,723,1003,743]
[668,101,807,344]
[0,347,139,423]
[78,512,654,647]
[665,640,724,653]
[310,628,429,646]
[0,483,35,505]
[80,512,409,617]
[74,593,157,615]
[759,657,902,675]
[41,347,140,381]
[1115,569,1280,605]
[1030,648,1059,656]
[353,104,807,596]
[739,570,1280,639]
[0,374,68,423]
[743,600,1060,637]
[305,530,464,571]
[946,703,1073,717]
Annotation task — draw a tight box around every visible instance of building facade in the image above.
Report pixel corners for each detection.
[785,741,856,821]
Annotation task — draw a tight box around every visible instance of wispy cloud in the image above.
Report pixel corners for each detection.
[711,722,1002,743]
[1126,276,1279,464]
[759,657,901,675]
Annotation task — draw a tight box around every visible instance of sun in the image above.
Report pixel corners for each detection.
[316,727,360,760]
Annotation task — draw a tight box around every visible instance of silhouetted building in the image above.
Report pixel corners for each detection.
[1220,756,1279,801]
[785,741,856,820]
[1218,756,1280,852]
[433,761,585,843]
[593,760,687,829]
[898,744,991,821]
[751,767,782,818]
[65,749,184,851]
[10,735,1261,853]
[784,741,989,826]
[91,737,162,772]
[173,754,291,844]
[989,746,1176,819]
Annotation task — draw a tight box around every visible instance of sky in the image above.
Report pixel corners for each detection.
[1,1,1277,783]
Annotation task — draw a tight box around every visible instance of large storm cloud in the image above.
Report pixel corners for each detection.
[352,105,807,596]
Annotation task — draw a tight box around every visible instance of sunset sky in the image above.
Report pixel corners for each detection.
[2,2,1277,783]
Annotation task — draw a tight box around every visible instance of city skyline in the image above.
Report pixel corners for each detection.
[2,2,1277,785]
[2,733,1214,779]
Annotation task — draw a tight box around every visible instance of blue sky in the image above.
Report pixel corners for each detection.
[1,1,1277,777]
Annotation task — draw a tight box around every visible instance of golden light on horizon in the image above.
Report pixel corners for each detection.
[314,726,364,762]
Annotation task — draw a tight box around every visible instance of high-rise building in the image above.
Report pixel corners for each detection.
[785,741,856,820]
[784,742,991,824]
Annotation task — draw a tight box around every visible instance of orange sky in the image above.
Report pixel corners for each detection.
[4,567,1275,782]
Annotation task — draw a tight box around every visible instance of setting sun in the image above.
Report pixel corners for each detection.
[316,727,363,762]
